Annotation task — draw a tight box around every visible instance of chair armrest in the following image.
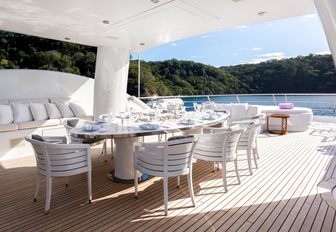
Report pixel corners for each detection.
[42,136,67,144]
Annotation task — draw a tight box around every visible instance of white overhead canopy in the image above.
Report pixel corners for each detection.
[0,0,316,52]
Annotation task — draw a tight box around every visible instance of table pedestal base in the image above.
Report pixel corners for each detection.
[107,170,150,184]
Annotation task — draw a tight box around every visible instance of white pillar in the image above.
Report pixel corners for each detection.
[315,0,336,67]
[93,47,130,119]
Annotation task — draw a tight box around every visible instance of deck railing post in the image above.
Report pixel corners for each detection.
[272,94,277,105]
[236,95,240,103]
[285,94,288,102]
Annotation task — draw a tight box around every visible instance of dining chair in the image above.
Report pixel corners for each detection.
[25,136,92,214]
[63,119,107,162]
[133,136,197,216]
[233,122,263,175]
[193,129,244,192]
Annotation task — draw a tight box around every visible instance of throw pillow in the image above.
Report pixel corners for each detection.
[11,103,33,123]
[30,103,49,121]
[69,103,87,117]
[56,103,74,118]
[0,104,14,125]
[45,103,62,119]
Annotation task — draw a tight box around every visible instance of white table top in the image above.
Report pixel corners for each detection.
[71,111,228,139]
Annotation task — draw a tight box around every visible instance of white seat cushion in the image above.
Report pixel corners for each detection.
[56,103,74,118]
[0,123,18,132]
[11,103,33,123]
[230,103,248,117]
[30,103,49,121]
[18,119,60,130]
[45,103,62,119]
[0,105,14,125]
[69,103,87,117]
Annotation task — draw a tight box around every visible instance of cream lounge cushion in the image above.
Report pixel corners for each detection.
[18,119,60,130]
[45,103,62,119]
[56,103,74,118]
[69,103,87,117]
[0,123,18,132]
[30,103,49,121]
[231,103,248,117]
[0,104,14,125]
[11,103,33,123]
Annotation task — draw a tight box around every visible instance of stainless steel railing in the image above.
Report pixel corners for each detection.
[139,93,336,116]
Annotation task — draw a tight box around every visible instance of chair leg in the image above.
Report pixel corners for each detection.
[45,177,52,214]
[103,140,107,162]
[253,149,258,169]
[88,171,92,203]
[234,159,241,184]
[134,170,138,199]
[222,162,228,193]
[34,174,40,202]
[65,177,69,187]
[163,176,169,216]
[213,162,217,173]
[111,138,114,159]
[247,149,253,175]
[177,176,180,189]
[187,174,196,207]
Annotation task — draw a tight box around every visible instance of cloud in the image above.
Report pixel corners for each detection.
[259,52,285,58]
[191,55,204,59]
[170,42,177,47]
[314,51,331,55]
[200,34,215,39]
[252,47,263,51]
[233,52,238,56]
[247,52,286,64]
[235,25,247,29]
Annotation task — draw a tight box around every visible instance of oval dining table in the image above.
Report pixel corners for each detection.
[70,111,228,183]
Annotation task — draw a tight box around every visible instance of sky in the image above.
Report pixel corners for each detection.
[135,14,331,67]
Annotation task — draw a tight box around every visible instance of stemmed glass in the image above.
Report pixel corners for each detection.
[119,111,126,130]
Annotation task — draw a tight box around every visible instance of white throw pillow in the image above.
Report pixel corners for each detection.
[56,103,74,118]
[215,103,232,113]
[30,103,49,121]
[11,103,33,123]
[45,103,62,119]
[0,105,14,125]
[69,103,87,117]
[230,103,248,117]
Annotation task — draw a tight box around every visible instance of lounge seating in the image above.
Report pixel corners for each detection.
[25,136,92,214]
[133,136,197,216]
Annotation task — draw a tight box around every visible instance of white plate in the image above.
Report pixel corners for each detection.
[139,124,159,130]
[82,125,100,132]
[180,119,196,125]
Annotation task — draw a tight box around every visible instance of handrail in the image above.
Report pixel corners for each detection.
[139,93,336,117]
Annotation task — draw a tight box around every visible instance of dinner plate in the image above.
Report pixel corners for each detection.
[180,119,196,125]
[139,123,159,130]
[82,125,100,132]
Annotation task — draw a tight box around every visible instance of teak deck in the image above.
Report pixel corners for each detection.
[1,122,336,232]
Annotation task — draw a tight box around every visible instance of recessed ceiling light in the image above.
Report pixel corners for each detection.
[64,37,70,41]
[258,11,266,16]
[151,0,159,3]
[103,20,110,24]
[140,43,145,46]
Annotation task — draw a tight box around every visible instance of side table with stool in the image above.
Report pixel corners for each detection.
[266,114,290,135]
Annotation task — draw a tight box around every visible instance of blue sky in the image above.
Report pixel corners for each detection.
[135,14,330,67]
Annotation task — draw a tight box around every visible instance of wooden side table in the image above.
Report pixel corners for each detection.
[266,114,290,135]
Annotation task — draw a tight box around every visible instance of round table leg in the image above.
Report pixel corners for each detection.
[108,137,141,183]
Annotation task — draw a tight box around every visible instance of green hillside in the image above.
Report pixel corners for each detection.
[1,31,336,96]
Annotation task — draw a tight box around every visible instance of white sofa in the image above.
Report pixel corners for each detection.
[259,106,313,132]
[0,98,93,159]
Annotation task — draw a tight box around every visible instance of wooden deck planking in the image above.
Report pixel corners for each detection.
[0,122,336,231]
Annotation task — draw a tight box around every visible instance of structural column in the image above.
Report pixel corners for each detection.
[315,0,336,67]
[93,47,130,119]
